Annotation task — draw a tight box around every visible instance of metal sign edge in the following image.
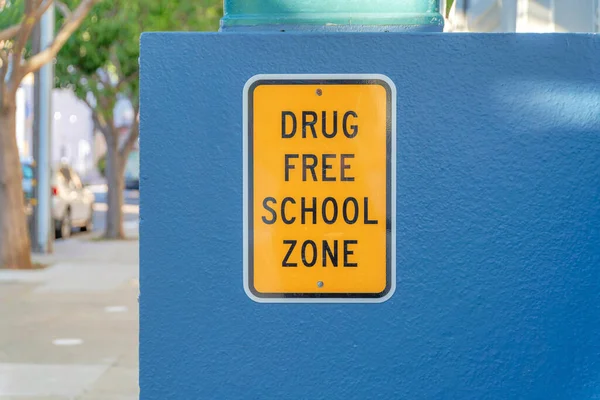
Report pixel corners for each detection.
[242,73,397,304]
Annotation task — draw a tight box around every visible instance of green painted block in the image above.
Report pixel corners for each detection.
[221,0,443,29]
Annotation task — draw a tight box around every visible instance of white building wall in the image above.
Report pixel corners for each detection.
[554,0,595,32]
[517,0,554,32]
[51,89,94,177]
[448,0,599,32]
[15,74,34,160]
[16,83,133,182]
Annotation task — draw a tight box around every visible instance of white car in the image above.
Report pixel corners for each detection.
[52,164,95,239]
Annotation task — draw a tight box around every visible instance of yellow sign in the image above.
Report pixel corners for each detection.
[243,74,396,303]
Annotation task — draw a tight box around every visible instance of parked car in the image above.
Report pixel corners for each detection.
[21,160,95,239]
[52,164,95,238]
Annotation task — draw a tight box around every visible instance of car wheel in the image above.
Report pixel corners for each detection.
[82,206,94,232]
[55,209,72,239]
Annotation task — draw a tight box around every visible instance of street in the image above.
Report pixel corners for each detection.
[0,184,140,398]
[0,225,139,398]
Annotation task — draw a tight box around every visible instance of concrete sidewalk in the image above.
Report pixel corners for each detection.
[0,233,139,399]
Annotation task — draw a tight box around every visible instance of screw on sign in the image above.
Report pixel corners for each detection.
[244,74,396,303]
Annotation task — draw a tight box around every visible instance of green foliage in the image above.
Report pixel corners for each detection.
[446,0,455,17]
[140,0,223,32]
[55,0,139,117]
[0,0,36,60]
[0,0,25,30]
[55,0,223,121]
[97,153,106,177]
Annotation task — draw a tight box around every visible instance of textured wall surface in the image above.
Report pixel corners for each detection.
[140,33,600,399]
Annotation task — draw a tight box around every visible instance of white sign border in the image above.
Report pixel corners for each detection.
[243,73,397,304]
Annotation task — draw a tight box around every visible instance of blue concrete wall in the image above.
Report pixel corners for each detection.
[140,33,600,399]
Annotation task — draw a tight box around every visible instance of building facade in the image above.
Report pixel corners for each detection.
[446,0,600,32]
[52,89,94,177]
[16,84,136,182]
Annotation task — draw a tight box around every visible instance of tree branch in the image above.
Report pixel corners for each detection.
[80,94,111,140]
[119,103,139,158]
[12,0,51,78]
[94,70,112,89]
[54,1,72,19]
[23,0,100,75]
[80,94,94,111]
[0,24,22,42]
[0,50,8,84]
[93,113,109,139]
[90,73,115,123]
[110,46,123,82]
[116,71,138,90]
[32,0,55,21]
[119,121,139,159]
[0,50,8,107]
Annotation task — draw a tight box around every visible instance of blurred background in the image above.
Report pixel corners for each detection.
[0,0,598,398]
[0,0,221,398]
[444,0,600,32]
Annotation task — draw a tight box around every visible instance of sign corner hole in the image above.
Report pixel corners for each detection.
[316,88,322,96]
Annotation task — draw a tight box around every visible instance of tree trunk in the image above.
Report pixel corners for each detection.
[104,140,125,239]
[0,103,33,269]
